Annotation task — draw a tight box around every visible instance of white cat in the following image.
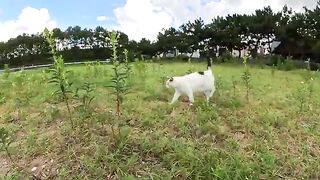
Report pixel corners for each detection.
[165,58,215,105]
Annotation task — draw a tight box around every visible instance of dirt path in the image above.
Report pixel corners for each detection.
[0,155,10,176]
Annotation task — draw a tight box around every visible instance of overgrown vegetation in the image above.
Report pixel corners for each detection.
[0,59,319,179]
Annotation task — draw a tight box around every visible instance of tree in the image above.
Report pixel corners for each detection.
[156,27,179,57]
[304,1,320,61]
[137,38,157,58]
[241,6,281,57]
[179,18,206,57]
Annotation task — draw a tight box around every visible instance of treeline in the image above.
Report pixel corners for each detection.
[0,2,320,68]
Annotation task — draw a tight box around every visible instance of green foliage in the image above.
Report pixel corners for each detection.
[26,129,37,154]
[93,61,103,77]
[271,64,276,76]
[43,28,56,55]
[221,51,234,63]
[293,83,309,113]
[108,31,131,116]
[0,127,14,161]
[277,59,295,71]
[84,62,94,78]
[231,75,239,97]
[133,59,147,81]
[195,103,219,125]
[123,48,132,76]
[176,54,189,61]
[241,56,252,102]
[74,82,95,117]
[11,70,29,121]
[0,92,6,105]
[45,28,74,129]
[49,56,74,127]
[293,64,317,113]
[2,64,10,79]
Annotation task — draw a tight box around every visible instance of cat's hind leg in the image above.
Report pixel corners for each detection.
[187,90,194,106]
[209,86,215,97]
[204,90,211,102]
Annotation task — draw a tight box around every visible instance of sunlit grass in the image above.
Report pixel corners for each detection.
[0,61,319,179]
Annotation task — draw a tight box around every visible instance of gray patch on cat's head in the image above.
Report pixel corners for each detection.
[166,77,174,88]
[198,71,204,75]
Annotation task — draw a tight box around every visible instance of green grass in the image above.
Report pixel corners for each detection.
[0,61,319,179]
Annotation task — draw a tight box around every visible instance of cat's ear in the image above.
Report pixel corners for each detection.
[169,77,174,82]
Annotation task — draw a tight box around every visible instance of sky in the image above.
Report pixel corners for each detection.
[0,0,318,42]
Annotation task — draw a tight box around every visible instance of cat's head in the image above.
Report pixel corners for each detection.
[165,77,174,88]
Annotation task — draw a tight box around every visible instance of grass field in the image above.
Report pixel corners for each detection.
[0,61,319,179]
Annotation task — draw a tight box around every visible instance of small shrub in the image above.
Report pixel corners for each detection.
[133,59,147,83]
[241,56,252,102]
[271,64,276,76]
[93,61,103,77]
[225,98,243,109]
[107,31,131,117]
[261,111,287,128]
[0,92,6,105]
[268,55,284,66]
[214,75,226,96]
[84,62,94,78]
[2,64,10,79]
[12,70,29,121]
[74,82,95,118]
[195,103,219,125]
[231,75,239,97]
[48,56,74,128]
[26,130,37,153]
[0,127,14,161]
[221,51,234,63]
[276,58,307,71]
[123,48,133,77]
[43,105,60,123]
[299,62,316,108]
[293,82,308,113]
[176,54,189,61]
[278,59,295,71]
[44,28,74,128]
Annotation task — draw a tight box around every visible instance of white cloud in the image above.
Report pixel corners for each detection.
[113,0,319,41]
[113,0,172,41]
[97,15,110,21]
[0,6,57,42]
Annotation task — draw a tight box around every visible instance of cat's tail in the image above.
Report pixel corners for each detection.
[207,56,212,70]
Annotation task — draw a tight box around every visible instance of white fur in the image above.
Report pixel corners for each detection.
[165,67,215,105]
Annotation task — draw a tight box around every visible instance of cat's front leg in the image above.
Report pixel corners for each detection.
[170,91,181,104]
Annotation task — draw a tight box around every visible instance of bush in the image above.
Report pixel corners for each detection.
[265,55,308,71]
[221,51,234,63]
[309,61,320,71]
[267,55,284,66]
[176,54,189,61]
[278,59,307,71]
[278,59,295,71]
